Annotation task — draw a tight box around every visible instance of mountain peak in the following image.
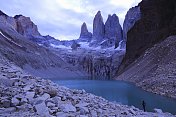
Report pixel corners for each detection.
[104,13,122,48]
[15,15,41,37]
[79,22,92,40]
[97,11,101,15]
[93,11,105,41]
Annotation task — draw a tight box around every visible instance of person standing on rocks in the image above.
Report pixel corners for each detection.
[142,100,146,112]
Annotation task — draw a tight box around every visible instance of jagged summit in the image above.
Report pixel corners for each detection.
[81,22,89,34]
[104,13,122,48]
[93,11,105,41]
[79,22,92,41]
[87,11,123,48]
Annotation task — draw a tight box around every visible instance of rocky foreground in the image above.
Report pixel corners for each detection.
[0,57,175,117]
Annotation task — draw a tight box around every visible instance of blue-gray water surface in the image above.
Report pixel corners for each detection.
[52,80,176,114]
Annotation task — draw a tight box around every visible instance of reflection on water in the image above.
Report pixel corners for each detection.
[53,80,176,114]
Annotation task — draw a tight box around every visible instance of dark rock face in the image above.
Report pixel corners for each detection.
[79,22,92,41]
[117,36,176,99]
[92,11,105,42]
[104,14,122,48]
[15,15,41,37]
[119,0,176,74]
[122,6,141,49]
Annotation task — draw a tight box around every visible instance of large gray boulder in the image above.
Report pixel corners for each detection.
[122,6,141,48]
[79,22,92,42]
[92,11,105,42]
[104,14,123,48]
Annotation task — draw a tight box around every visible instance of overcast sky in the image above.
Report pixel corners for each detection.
[0,0,141,40]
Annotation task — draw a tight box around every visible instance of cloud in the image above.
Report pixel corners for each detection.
[0,0,141,40]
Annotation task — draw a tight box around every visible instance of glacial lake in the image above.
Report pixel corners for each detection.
[52,80,176,114]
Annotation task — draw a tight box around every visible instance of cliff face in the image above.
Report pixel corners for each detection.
[54,48,125,79]
[119,0,176,73]
[122,6,141,49]
[14,15,41,37]
[78,53,124,79]
[0,12,41,38]
[0,11,85,79]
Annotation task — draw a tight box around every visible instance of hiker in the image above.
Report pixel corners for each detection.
[142,100,146,112]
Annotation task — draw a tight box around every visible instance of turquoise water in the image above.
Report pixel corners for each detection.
[53,80,176,114]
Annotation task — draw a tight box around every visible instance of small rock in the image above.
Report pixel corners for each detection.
[154,108,163,113]
[11,97,20,106]
[45,87,58,97]
[90,110,98,117]
[46,102,55,108]
[129,108,136,115]
[51,106,59,111]
[25,92,35,102]
[61,96,67,101]
[16,103,33,111]
[23,85,33,91]
[21,98,28,104]
[37,93,50,101]
[34,101,50,117]
[75,102,89,107]
[50,97,61,106]
[80,115,88,117]
[48,108,57,114]
[60,103,76,112]
[56,112,68,117]
[80,106,89,115]
[35,87,44,95]
[121,111,128,115]
[1,99,11,108]
[97,108,103,114]
[0,107,16,114]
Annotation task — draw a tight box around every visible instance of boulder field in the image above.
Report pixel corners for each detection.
[0,55,174,117]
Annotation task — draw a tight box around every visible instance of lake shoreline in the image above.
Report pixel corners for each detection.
[0,59,175,116]
[52,77,176,100]
[115,78,176,100]
[55,79,176,114]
